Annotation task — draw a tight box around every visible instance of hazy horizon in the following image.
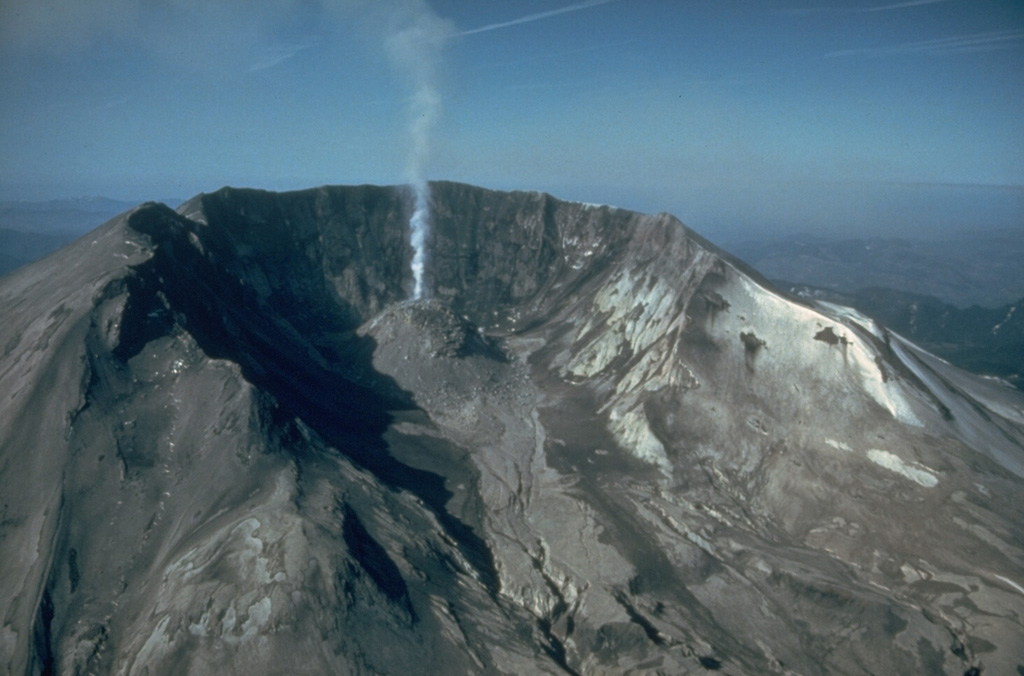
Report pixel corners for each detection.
[2,0,1022,241]
[2,180,1020,245]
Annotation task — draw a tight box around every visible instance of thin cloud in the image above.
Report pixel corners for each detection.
[857,0,952,11]
[827,30,1024,57]
[457,0,616,37]
[249,41,319,72]
[0,0,326,75]
[463,39,641,71]
[783,0,952,15]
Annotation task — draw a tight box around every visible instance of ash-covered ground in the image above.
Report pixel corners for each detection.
[2,182,1023,675]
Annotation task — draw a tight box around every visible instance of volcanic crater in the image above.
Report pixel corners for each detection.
[1,182,1022,675]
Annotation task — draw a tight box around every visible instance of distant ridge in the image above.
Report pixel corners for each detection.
[726,232,1024,309]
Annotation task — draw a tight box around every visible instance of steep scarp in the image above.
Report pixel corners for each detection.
[1,182,1022,675]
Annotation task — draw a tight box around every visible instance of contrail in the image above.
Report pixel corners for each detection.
[858,0,951,11]
[827,29,1024,57]
[458,0,617,37]
[782,0,952,14]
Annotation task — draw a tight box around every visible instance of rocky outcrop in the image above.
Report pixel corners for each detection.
[1,182,1022,675]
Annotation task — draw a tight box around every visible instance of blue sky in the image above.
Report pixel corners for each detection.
[1,0,1021,240]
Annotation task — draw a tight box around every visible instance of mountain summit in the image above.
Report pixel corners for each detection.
[1,182,1022,675]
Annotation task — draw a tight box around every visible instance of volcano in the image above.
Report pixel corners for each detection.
[1,182,1022,675]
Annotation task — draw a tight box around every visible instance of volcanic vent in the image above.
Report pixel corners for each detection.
[1,182,1022,676]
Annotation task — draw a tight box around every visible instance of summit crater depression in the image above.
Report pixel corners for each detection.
[1,181,1023,675]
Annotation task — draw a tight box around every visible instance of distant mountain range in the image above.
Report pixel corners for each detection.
[0,197,171,276]
[725,232,1024,309]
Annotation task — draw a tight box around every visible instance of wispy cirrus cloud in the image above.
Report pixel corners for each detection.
[457,0,616,37]
[854,0,952,12]
[827,29,1024,57]
[249,41,319,72]
[783,0,953,14]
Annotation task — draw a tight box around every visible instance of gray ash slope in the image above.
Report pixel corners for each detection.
[1,181,1023,676]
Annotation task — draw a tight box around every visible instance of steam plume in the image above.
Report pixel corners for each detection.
[384,3,451,300]
[409,179,430,300]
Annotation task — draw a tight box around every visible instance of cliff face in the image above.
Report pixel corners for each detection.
[2,182,1023,676]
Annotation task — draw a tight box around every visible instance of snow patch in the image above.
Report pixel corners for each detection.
[889,334,1024,477]
[994,574,1024,597]
[566,199,619,210]
[189,611,212,637]
[992,305,1016,334]
[608,408,672,474]
[817,301,886,342]
[825,438,853,452]
[241,596,273,638]
[567,269,685,379]
[0,627,17,665]
[135,615,173,668]
[833,327,922,427]
[867,449,938,487]
[741,277,921,427]
[686,531,714,553]
[222,606,236,634]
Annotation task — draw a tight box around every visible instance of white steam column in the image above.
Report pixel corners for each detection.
[384,4,451,300]
[409,182,429,300]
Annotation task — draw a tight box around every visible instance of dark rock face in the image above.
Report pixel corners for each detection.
[2,182,1023,675]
